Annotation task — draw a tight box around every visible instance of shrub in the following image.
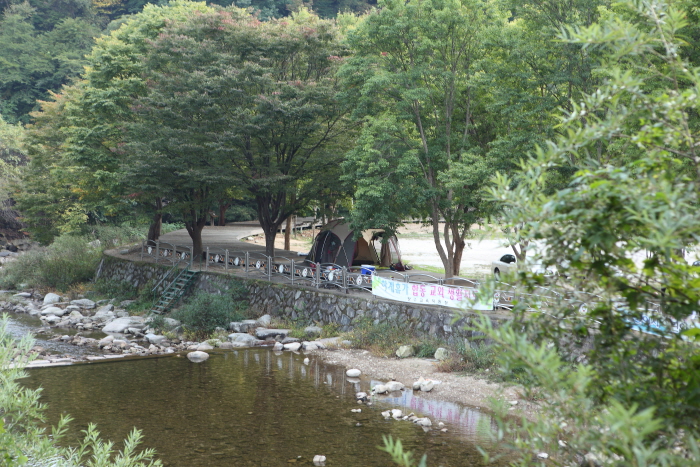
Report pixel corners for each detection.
[0,234,101,291]
[171,284,250,340]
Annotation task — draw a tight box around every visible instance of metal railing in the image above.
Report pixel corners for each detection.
[137,240,617,313]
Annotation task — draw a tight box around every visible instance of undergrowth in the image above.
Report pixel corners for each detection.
[171,280,250,341]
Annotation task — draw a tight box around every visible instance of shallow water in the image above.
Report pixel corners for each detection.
[7,312,105,355]
[24,349,504,466]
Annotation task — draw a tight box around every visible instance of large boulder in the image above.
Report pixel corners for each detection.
[103,317,144,333]
[41,306,67,317]
[44,315,61,325]
[256,314,272,327]
[187,351,209,363]
[43,293,61,305]
[255,328,290,340]
[228,333,257,345]
[396,345,415,359]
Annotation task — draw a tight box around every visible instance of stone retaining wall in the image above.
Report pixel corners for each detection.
[100,254,504,344]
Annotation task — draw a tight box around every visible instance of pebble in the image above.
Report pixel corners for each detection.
[537,453,548,459]
[346,368,361,377]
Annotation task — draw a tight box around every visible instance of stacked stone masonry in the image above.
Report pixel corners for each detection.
[100,254,503,344]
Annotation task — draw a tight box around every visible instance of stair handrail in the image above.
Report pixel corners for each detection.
[151,256,190,303]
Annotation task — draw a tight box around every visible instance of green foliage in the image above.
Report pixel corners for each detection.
[0,314,161,466]
[171,284,250,340]
[0,234,101,290]
[126,7,351,257]
[379,435,427,467]
[0,2,99,123]
[343,316,412,356]
[340,0,503,276]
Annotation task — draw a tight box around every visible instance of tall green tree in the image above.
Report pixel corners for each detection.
[487,0,700,452]
[16,1,211,243]
[0,115,24,230]
[131,7,350,257]
[340,0,502,276]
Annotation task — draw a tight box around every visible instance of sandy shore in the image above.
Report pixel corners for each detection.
[310,346,539,418]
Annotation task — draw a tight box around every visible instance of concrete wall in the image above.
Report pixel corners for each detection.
[100,254,504,344]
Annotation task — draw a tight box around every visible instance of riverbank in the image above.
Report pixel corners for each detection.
[310,347,538,419]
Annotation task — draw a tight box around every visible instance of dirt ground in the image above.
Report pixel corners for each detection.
[310,347,539,418]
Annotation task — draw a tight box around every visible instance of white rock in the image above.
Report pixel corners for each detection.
[355,392,368,401]
[438,422,445,428]
[415,417,432,427]
[41,306,66,317]
[303,357,310,365]
[43,293,61,305]
[102,317,139,333]
[412,377,425,391]
[283,342,302,351]
[273,341,284,351]
[197,343,214,351]
[420,380,435,392]
[187,351,209,362]
[312,455,326,466]
[346,369,361,377]
[68,310,84,319]
[98,336,114,347]
[395,345,415,358]
[302,342,318,351]
[44,315,61,324]
[256,314,272,327]
[228,333,257,345]
[391,409,403,419]
[537,453,548,459]
[374,384,388,394]
[381,410,391,418]
[385,381,405,392]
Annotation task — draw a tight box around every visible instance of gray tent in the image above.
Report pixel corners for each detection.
[306,219,402,268]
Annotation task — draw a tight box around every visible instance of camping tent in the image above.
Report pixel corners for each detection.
[306,219,402,268]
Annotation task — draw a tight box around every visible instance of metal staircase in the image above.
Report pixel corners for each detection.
[151,268,199,314]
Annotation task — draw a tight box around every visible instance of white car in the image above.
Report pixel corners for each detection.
[492,254,556,280]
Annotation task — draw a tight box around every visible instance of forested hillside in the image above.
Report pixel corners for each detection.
[0,0,374,125]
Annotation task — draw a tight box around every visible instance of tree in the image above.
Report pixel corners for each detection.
[15,1,211,243]
[133,7,350,257]
[484,1,700,459]
[0,115,25,230]
[340,0,502,277]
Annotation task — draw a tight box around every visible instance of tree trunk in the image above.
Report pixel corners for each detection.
[284,215,292,251]
[184,209,207,259]
[218,201,230,226]
[452,238,466,276]
[263,227,278,258]
[146,198,163,244]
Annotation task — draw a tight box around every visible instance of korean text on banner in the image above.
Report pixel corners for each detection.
[371,276,492,310]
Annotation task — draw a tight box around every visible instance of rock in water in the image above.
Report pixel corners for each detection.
[434,347,450,361]
[187,351,209,363]
[346,368,361,377]
[420,380,435,392]
[395,345,415,358]
[273,341,284,351]
[374,384,388,394]
[312,455,326,466]
[197,343,214,351]
[385,381,405,392]
[41,307,66,316]
[283,342,302,351]
[227,333,257,345]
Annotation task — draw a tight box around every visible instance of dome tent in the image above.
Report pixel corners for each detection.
[306,219,402,269]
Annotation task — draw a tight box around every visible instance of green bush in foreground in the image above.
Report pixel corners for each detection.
[0,314,161,466]
[171,282,250,340]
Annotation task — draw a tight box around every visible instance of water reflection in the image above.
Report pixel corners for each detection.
[24,349,505,466]
[6,313,105,356]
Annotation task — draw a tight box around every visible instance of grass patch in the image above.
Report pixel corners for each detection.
[0,234,101,291]
[342,317,415,357]
[89,278,155,314]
